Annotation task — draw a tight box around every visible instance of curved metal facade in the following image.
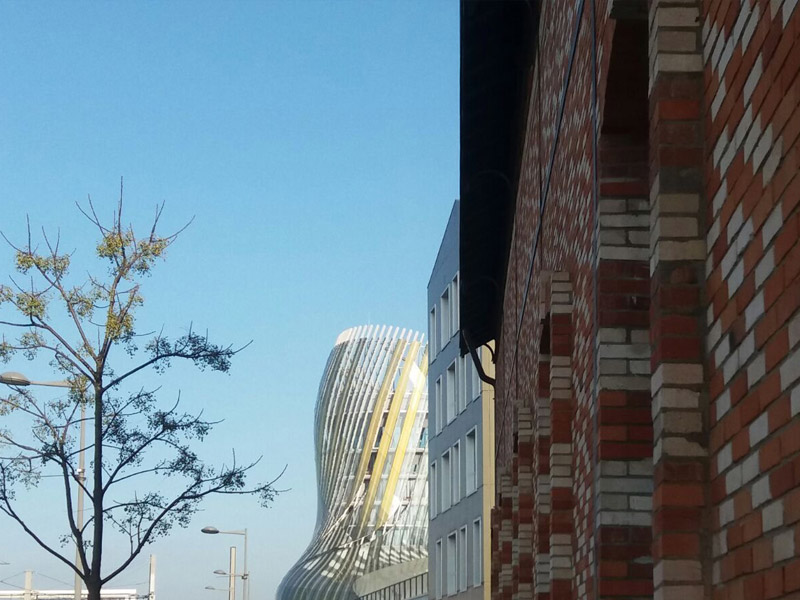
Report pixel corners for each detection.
[277,326,429,600]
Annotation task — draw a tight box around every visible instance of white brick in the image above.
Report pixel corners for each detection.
[744,55,763,106]
[763,137,783,183]
[656,6,700,27]
[742,453,759,484]
[720,140,737,175]
[718,37,734,75]
[652,388,700,416]
[727,205,744,244]
[712,182,727,217]
[742,5,760,51]
[713,129,730,168]
[752,124,774,171]
[661,437,706,457]
[717,442,733,474]
[748,352,766,385]
[744,114,762,161]
[726,465,743,494]
[789,312,800,347]
[750,412,769,446]
[780,347,800,390]
[708,319,723,350]
[763,499,784,532]
[598,511,652,527]
[652,364,704,393]
[708,216,721,249]
[773,529,795,562]
[599,344,650,359]
[711,79,726,119]
[658,53,703,72]
[784,0,799,27]
[735,218,754,255]
[716,389,731,421]
[728,260,745,294]
[715,334,731,369]
[745,291,765,331]
[719,498,734,526]
[733,4,751,46]
[721,243,737,278]
[755,248,775,288]
[630,495,653,511]
[752,475,772,507]
[714,530,728,558]
[723,349,740,383]
[763,203,783,247]
[734,105,754,149]
[740,331,756,365]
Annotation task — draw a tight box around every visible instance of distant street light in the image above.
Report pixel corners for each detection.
[1,371,85,600]
[201,527,249,600]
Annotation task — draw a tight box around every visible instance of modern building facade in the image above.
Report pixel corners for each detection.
[428,202,495,600]
[460,1,800,600]
[277,326,429,600]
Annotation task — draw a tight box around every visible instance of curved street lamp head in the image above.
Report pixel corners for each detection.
[204,587,215,591]
[213,570,227,576]
[0,372,31,386]
[201,526,220,534]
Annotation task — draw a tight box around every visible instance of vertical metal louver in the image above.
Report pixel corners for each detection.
[276,326,429,600]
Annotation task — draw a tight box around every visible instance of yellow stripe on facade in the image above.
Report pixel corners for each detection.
[377,347,428,527]
[351,339,406,496]
[357,340,421,534]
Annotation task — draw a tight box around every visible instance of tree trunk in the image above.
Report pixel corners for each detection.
[85,575,102,600]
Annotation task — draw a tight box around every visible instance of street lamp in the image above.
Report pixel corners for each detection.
[201,526,249,600]
[0,371,85,600]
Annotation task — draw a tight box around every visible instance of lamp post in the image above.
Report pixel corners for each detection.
[0,371,85,600]
[201,526,249,600]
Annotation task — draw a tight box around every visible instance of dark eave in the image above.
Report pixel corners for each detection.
[459,0,537,354]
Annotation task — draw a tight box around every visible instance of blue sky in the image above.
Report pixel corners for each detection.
[0,3,458,599]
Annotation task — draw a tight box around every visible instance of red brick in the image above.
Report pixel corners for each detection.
[771,461,796,498]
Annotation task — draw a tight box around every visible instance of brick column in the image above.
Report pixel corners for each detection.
[595,138,655,600]
[492,505,502,600]
[648,2,709,600]
[549,273,574,600]
[535,340,552,600]
[517,408,535,599]
[499,473,514,600]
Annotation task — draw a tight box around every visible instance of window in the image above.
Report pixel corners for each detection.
[456,356,467,413]
[458,526,467,592]
[430,461,437,518]
[435,539,443,599]
[446,532,457,596]
[451,441,460,506]
[441,450,451,512]
[429,307,438,358]
[435,377,443,433]
[450,274,460,336]
[466,428,477,495]
[440,288,451,343]
[472,519,482,587]
[446,362,456,424]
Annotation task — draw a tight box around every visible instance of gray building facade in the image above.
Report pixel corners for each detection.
[427,202,494,600]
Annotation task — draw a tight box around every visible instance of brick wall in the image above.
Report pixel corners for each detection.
[478,0,800,599]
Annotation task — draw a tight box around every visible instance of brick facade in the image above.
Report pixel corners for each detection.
[461,1,800,599]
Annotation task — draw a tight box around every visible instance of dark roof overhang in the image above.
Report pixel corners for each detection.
[459,0,538,354]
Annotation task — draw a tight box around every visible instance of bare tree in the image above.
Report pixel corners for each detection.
[0,190,279,600]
